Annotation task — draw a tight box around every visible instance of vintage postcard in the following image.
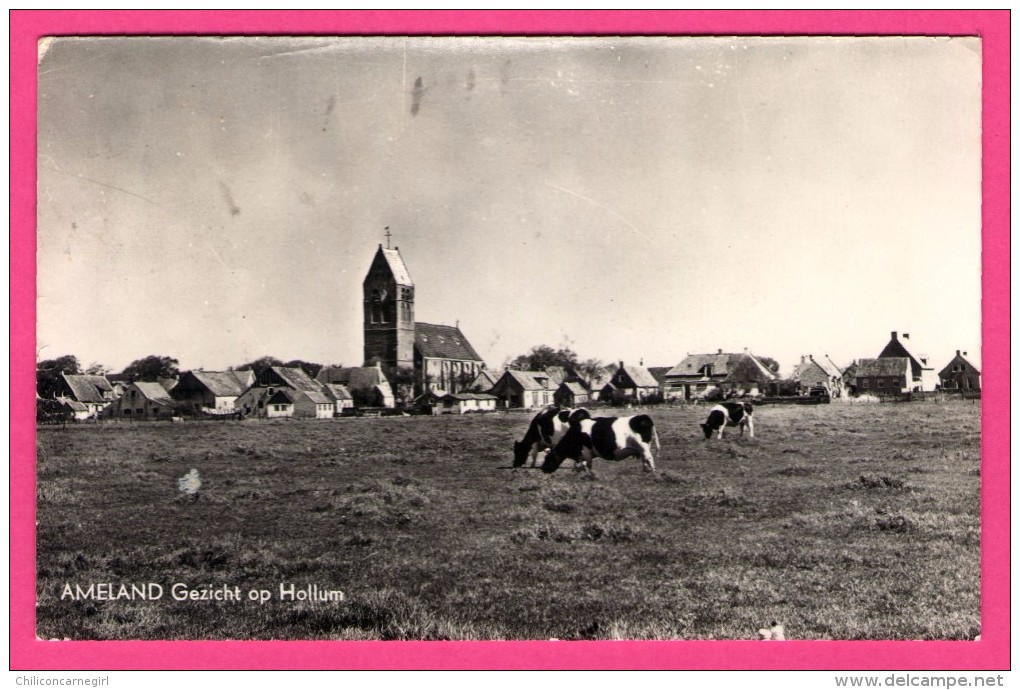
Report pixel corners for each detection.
[13,11,1010,672]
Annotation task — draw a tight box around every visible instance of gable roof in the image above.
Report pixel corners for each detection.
[468,369,500,391]
[558,381,588,396]
[60,374,114,403]
[647,367,671,386]
[499,370,552,391]
[132,381,174,404]
[268,366,324,393]
[938,351,980,378]
[414,322,483,362]
[380,247,413,286]
[185,370,254,397]
[322,383,353,401]
[879,332,933,375]
[856,357,910,378]
[617,363,660,389]
[665,352,776,382]
[316,365,390,391]
[267,388,297,404]
[791,356,842,381]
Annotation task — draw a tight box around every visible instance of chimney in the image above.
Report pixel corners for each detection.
[891,331,898,340]
[717,348,723,355]
[619,361,624,370]
[801,355,806,364]
[639,358,644,366]
[957,350,961,356]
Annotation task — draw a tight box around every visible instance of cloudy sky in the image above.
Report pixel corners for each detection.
[37,36,981,375]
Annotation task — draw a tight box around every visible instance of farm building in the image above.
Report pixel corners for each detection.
[52,374,118,417]
[489,370,554,409]
[53,398,90,421]
[321,383,354,415]
[362,243,485,396]
[103,381,175,420]
[878,331,937,392]
[554,380,590,407]
[316,363,395,408]
[466,368,500,393]
[855,357,911,395]
[607,361,660,403]
[939,350,980,392]
[790,355,845,397]
[265,389,296,418]
[663,350,777,400]
[435,392,498,415]
[171,370,255,414]
[254,366,334,418]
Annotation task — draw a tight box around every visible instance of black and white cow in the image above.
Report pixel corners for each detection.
[513,407,592,468]
[542,415,661,474]
[700,401,754,439]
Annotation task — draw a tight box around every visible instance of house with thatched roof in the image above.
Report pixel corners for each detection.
[790,355,845,397]
[466,368,500,393]
[554,380,590,407]
[316,363,395,408]
[489,370,554,409]
[104,381,175,420]
[171,370,255,414]
[664,350,777,400]
[256,366,334,418]
[53,373,118,417]
[855,357,911,395]
[607,361,661,403]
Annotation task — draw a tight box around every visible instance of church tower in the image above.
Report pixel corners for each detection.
[363,243,415,371]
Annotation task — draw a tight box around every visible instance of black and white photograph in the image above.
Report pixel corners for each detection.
[35,34,982,643]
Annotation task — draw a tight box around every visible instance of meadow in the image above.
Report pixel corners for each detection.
[35,400,981,640]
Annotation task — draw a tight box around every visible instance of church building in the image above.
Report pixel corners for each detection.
[363,243,485,396]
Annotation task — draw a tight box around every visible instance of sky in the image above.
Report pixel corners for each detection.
[36,36,982,376]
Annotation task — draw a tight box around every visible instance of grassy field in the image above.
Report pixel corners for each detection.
[36,400,981,641]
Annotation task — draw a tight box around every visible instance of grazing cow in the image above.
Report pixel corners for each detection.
[513,407,591,468]
[542,415,661,474]
[701,401,754,439]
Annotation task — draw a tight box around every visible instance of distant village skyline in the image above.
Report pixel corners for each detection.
[37,36,982,377]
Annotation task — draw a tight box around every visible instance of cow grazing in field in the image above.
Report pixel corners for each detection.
[542,415,661,474]
[513,407,592,468]
[701,402,754,439]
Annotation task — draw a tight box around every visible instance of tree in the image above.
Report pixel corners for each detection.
[85,362,110,376]
[120,355,180,382]
[509,345,579,372]
[283,360,324,380]
[36,355,81,398]
[576,358,608,386]
[757,356,781,376]
[233,356,285,381]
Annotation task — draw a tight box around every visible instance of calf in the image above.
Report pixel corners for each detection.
[542,415,661,474]
[701,401,754,439]
[513,406,591,468]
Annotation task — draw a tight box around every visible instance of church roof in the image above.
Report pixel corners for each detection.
[415,322,483,362]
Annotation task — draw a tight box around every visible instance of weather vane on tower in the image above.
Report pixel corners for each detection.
[384,226,393,249]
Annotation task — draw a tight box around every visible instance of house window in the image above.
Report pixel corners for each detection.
[862,380,869,389]
[877,380,884,389]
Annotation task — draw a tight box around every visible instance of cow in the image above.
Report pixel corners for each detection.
[542,414,661,474]
[512,406,591,468]
[700,401,754,439]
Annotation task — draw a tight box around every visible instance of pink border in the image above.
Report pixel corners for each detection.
[11,10,1009,670]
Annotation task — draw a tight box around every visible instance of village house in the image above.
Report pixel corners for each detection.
[246,366,334,419]
[939,350,980,392]
[466,368,500,393]
[321,383,354,415]
[171,370,255,414]
[855,357,912,395]
[316,363,396,408]
[553,380,590,407]
[790,355,845,397]
[52,373,118,417]
[434,392,498,415]
[489,370,554,409]
[663,350,777,400]
[104,381,175,420]
[878,331,937,392]
[265,388,297,418]
[362,243,485,397]
[606,361,661,404]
